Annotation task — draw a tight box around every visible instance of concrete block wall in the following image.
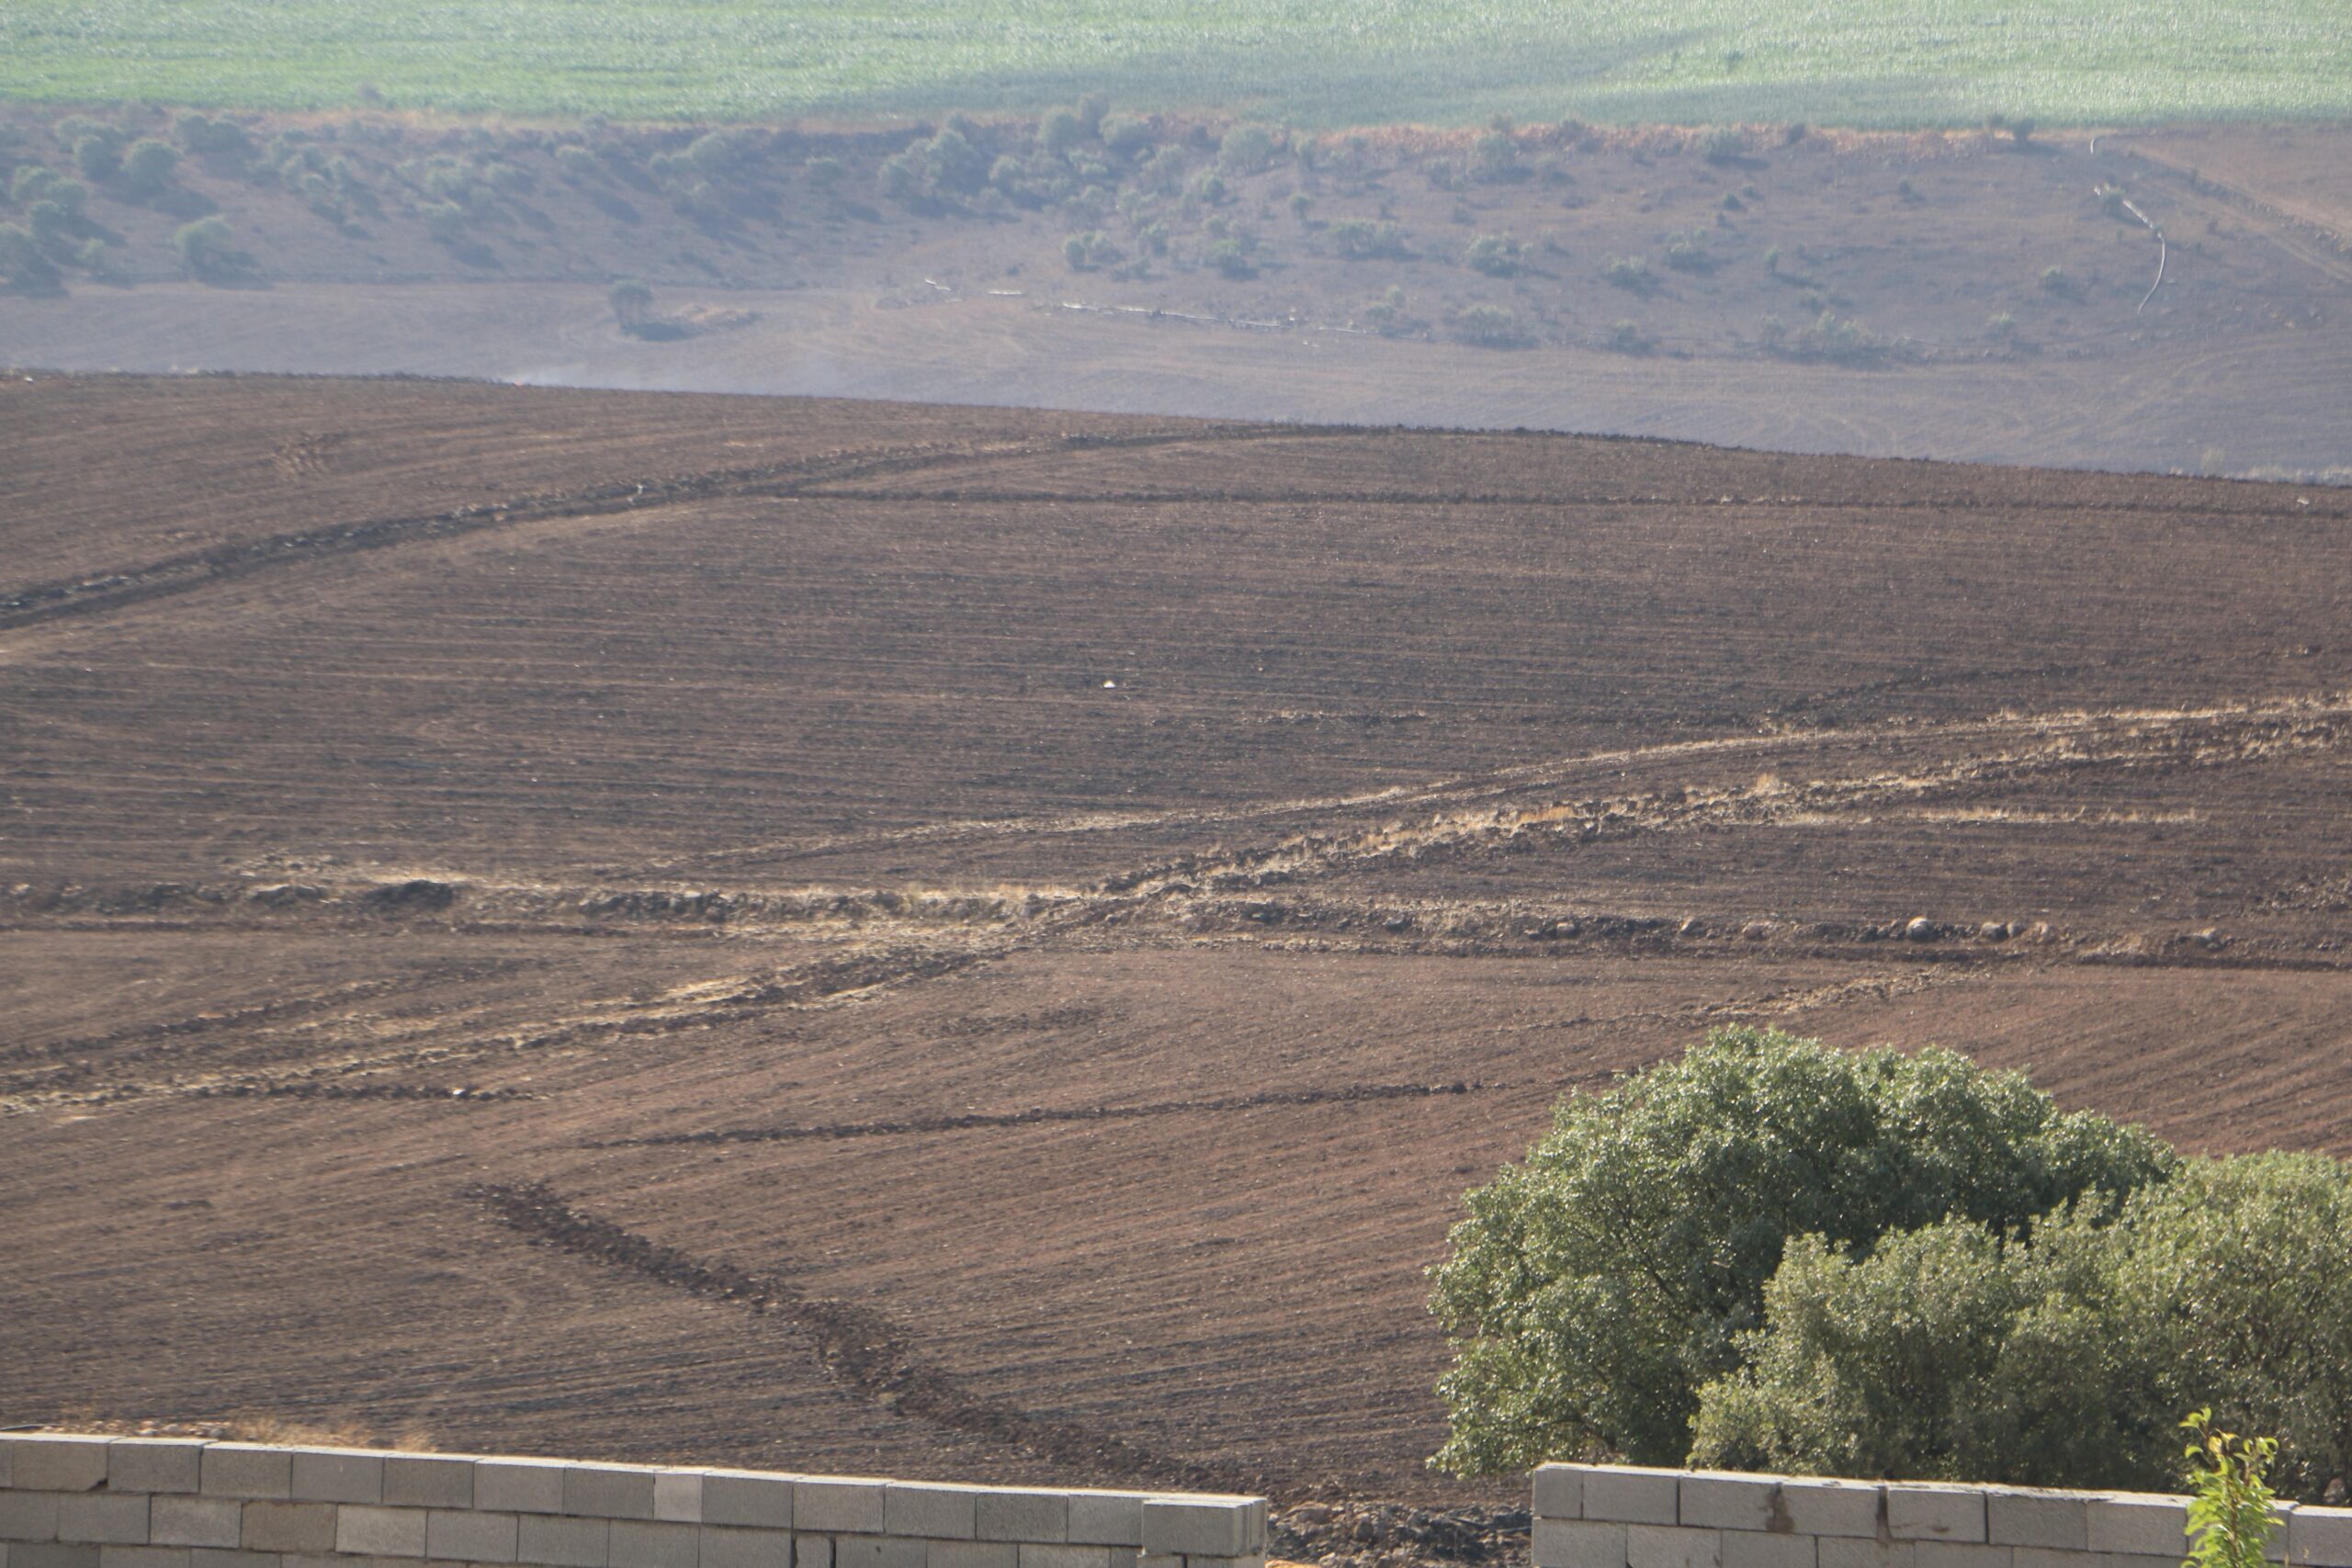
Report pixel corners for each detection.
[1532,1463,2352,1568]
[0,1437,1266,1568]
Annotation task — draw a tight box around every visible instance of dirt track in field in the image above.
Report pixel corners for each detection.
[4,375,2352,1523]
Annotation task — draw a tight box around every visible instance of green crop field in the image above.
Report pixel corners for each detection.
[2,1,2346,129]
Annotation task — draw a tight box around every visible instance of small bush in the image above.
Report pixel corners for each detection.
[1606,319,1655,354]
[1216,124,1278,175]
[804,156,844,190]
[1101,114,1156,162]
[118,138,179,199]
[555,144,602,180]
[1663,230,1713,272]
[1363,285,1420,336]
[72,133,122,183]
[1603,254,1653,291]
[1207,237,1253,278]
[2041,265,2079,298]
[1451,303,1525,346]
[1037,108,1083,154]
[609,278,654,333]
[1063,230,1122,271]
[1331,218,1408,260]
[1471,130,1520,183]
[0,220,59,289]
[1464,232,1523,276]
[2185,1411,2282,1568]
[1700,126,1746,164]
[1763,245,1781,275]
[173,215,243,278]
[174,113,254,161]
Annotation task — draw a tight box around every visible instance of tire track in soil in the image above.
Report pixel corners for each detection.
[0,424,1339,633]
[465,1181,1271,1496]
[585,1079,1489,1149]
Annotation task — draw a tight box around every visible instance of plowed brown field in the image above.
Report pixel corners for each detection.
[5,375,2351,1514]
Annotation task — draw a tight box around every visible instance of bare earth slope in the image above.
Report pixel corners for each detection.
[4,376,2351,1510]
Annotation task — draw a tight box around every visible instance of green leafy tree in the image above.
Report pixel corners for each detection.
[120,139,179,199]
[2183,1411,2280,1568]
[1428,1026,2172,1473]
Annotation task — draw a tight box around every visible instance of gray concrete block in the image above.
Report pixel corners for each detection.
[289,1450,384,1506]
[0,1494,63,1542]
[1913,1545,2010,1568]
[98,1549,188,1568]
[697,1529,791,1568]
[12,1441,112,1495]
[2086,1498,2188,1559]
[109,1443,208,1496]
[1,1438,11,1489]
[1533,1520,1626,1568]
[653,1480,703,1529]
[151,1503,243,1551]
[1066,1500,1143,1550]
[1139,1503,1262,1560]
[1779,1483,1882,1541]
[611,1523,697,1568]
[1986,1495,2088,1551]
[929,1543,1016,1568]
[1135,1553,1180,1568]
[1721,1534,1814,1568]
[2269,1505,2301,1563]
[339,1507,430,1558]
[1680,1476,1779,1533]
[58,1497,149,1547]
[1533,1471,1586,1524]
[2290,1509,2352,1568]
[201,1451,293,1503]
[13,1545,100,1568]
[977,1494,1068,1546]
[239,1507,334,1556]
[427,1512,520,1564]
[832,1541,922,1568]
[1818,1542,1913,1568]
[886,1488,978,1543]
[187,1550,277,1568]
[1587,1474,1683,1529]
[700,1479,792,1532]
[475,1466,569,1518]
[565,1471,658,1523]
[792,1539,831,1568]
[1102,1551,1135,1568]
[1628,1526,1719,1568]
[1886,1491,1985,1545]
[385,1460,475,1512]
[1012,1548,1106,1568]
[520,1516,609,1567]
[1181,1556,1262,1568]
[790,1486,883,1540]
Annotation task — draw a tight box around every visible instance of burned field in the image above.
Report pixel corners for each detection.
[4,373,2352,1514]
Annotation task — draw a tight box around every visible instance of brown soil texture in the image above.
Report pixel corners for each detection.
[6,375,2352,1519]
[4,110,2350,479]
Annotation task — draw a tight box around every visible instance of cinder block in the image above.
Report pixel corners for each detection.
[1818,1541,1912,1568]
[1681,1476,1779,1533]
[832,1541,922,1568]
[1588,1473,1683,1529]
[1139,1502,1262,1560]
[1780,1483,1881,1541]
[700,1479,792,1532]
[1135,1553,1180,1568]
[1066,1499,1143,1550]
[977,1494,1068,1545]
[109,1443,208,1496]
[519,1516,609,1567]
[2086,1498,2188,1559]
[1533,1470,1587,1523]
[1913,1545,2009,1568]
[98,1550,188,1568]
[475,1466,570,1518]
[0,1494,63,1542]
[790,1485,883,1540]
[2290,1507,2352,1568]
[59,1497,149,1547]
[1628,1526,1718,1568]
[886,1488,977,1543]
[1987,1495,2088,1551]
[1104,1551,1135,1568]
[1886,1490,1985,1545]
[1012,1548,1105,1568]
[188,1550,277,1568]
[13,1545,100,1568]
[427,1512,519,1564]
[1721,1534,1813,1568]
[1533,1520,1626,1568]
[385,1460,475,1512]
[610,1523,697,1568]
[201,1451,293,1503]
[697,1529,791,1568]
[288,1451,383,1506]
[653,1479,703,1528]
[239,1507,334,1556]
[565,1471,658,1523]
[152,1501,243,1551]
[792,1538,831,1568]
[338,1507,429,1558]
[929,1543,1015,1568]
[13,1441,112,1495]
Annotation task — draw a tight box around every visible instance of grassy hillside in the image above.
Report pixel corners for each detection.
[3,0,2347,128]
